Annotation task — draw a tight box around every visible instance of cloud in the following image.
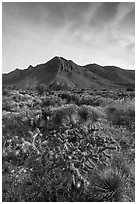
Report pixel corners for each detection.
[117,7,135,35]
[90,2,120,25]
[2,2,135,73]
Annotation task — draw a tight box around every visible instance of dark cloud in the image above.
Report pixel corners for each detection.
[90,2,119,25]
[42,2,92,30]
[3,2,90,25]
[44,2,91,18]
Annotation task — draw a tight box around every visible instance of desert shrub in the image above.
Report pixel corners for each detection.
[2,88,9,96]
[2,131,132,202]
[79,96,103,106]
[51,104,76,128]
[36,84,45,95]
[41,107,52,119]
[126,83,135,92]
[77,105,99,125]
[52,109,65,128]
[39,104,76,135]
[86,154,133,202]
[99,97,114,106]
[78,105,89,123]
[2,128,118,201]
[59,92,81,105]
[106,104,135,129]
[41,95,62,107]
[11,92,23,102]
[71,94,80,104]
[79,96,90,105]
[12,95,19,102]
[3,96,19,111]
[2,113,31,140]
[2,102,11,112]
[2,88,135,202]
[42,97,54,107]
[58,92,72,103]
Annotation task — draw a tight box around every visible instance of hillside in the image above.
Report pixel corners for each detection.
[2,56,135,90]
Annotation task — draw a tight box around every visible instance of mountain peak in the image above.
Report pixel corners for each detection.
[52,56,61,61]
[47,56,80,72]
[2,56,135,90]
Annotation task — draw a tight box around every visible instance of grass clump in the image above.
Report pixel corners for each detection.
[78,105,89,123]
[106,100,135,129]
[78,105,99,125]
[86,154,133,202]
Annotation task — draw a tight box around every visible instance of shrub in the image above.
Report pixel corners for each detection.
[2,102,11,112]
[52,109,65,128]
[78,106,89,123]
[71,94,80,104]
[2,88,135,202]
[36,84,45,95]
[106,104,135,129]
[59,92,72,103]
[41,95,62,107]
[2,88,9,96]
[79,96,103,106]
[86,154,133,202]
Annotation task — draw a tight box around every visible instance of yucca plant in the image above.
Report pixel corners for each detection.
[78,105,99,127]
[90,109,99,124]
[78,106,89,124]
[86,154,132,202]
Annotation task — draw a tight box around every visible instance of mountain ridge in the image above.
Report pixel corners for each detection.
[2,56,135,90]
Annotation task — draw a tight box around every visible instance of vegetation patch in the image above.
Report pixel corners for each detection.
[2,88,135,202]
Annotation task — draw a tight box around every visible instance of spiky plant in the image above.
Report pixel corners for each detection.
[78,106,89,124]
[86,155,132,202]
[90,109,99,124]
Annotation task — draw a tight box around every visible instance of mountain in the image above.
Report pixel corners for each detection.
[2,56,135,90]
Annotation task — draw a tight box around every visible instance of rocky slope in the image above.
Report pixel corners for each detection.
[2,56,135,90]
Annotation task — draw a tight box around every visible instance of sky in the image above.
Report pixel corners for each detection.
[2,2,135,73]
